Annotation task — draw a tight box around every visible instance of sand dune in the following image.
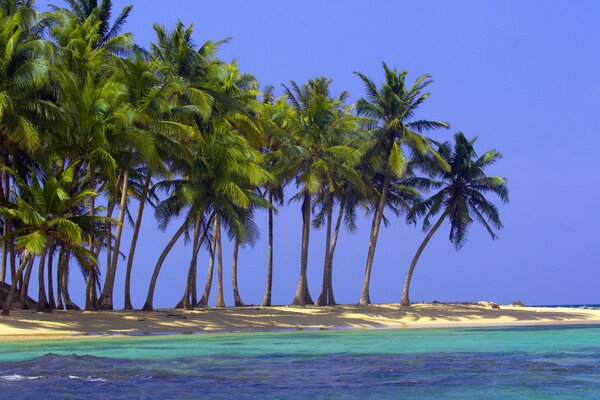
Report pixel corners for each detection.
[1,303,599,341]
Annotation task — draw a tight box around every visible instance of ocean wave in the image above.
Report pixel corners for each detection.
[1,374,41,381]
[67,375,108,382]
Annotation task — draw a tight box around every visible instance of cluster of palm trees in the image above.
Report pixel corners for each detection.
[0,0,508,315]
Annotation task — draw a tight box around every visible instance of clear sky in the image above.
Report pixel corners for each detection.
[38,0,600,307]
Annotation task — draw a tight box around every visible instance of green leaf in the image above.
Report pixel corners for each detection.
[389,141,406,178]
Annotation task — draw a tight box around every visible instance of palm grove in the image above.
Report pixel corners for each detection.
[0,1,509,315]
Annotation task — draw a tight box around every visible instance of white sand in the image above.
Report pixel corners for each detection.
[1,303,599,341]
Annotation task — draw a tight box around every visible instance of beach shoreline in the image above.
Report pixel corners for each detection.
[1,303,600,342]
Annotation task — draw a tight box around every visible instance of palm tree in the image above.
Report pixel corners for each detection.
[142,126,268,311]
[400,132,509,306]
[0,163,99,315]
[51,0,133,50]
[354,63,449,305]
[257,88,290,306]
[49,13,135,310]
[0,5,55,285]
[118,51,199,310]
[280,77,362,306]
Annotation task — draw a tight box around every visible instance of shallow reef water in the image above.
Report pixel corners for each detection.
[1,325,600,399]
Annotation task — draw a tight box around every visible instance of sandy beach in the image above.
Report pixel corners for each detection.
[1,303,599,341]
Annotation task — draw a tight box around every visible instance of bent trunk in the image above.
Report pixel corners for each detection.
[401,211,448,306]
[261,192,274,306]
[124,173,151,310]
[292,191,313,306]
[100,170,129,310]
[359,162,393,305]
[2,256,31,315]
[325,198,345,306]
[231,238,244,306]
[20,257,34,308]
[215,216,225,308]
[142,217,190,311]
[197,218,219,307]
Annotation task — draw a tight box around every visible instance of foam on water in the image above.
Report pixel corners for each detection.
[0,374,41,381]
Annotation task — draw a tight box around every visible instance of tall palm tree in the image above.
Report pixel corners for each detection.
[0,3,56,290]
[258,89,290,306]
[281,77,361,306]
[49,13,135,310]
[120,54,196,310]
[354,63,449,305]
[400,132,509,306]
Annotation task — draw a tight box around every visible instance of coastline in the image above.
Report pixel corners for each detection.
[1,303,600,342]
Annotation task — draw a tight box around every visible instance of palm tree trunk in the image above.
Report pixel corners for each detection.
[231,237,244,306]
[326,197,345,306]
[359,165,393,306]
[181,216,202,309]
[292,191,314,306]
[36,247,51,312]
[100,170,129,310]
[316,192,334,306]
[215,215,225,308]
[85,268,98,311]
[0,172,8,283]
[85,163,98,311]
[142,217,190,311]
[60,250,79,310]
[190,217,212,306]
[197,217,219,307]
[56,247,64,310]
[401,211,448,306]
[1,221,8,283]
[9,239,16,287]
[2,256,31,315]
[47,243,56,310]
[124,173,151,310]
[104,197,116,291]
[261,192,274,307]
[21,257,34,308]
[88,163,96,255]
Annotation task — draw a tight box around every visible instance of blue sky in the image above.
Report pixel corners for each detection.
[39,1,600,307]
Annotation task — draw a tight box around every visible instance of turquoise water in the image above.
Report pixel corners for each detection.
[1,325,600,399]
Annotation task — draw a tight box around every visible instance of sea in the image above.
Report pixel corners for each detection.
[1,321,600,399]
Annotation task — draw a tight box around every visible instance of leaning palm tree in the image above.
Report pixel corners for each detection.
[400,132,509,306]
[354,63,449,305]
